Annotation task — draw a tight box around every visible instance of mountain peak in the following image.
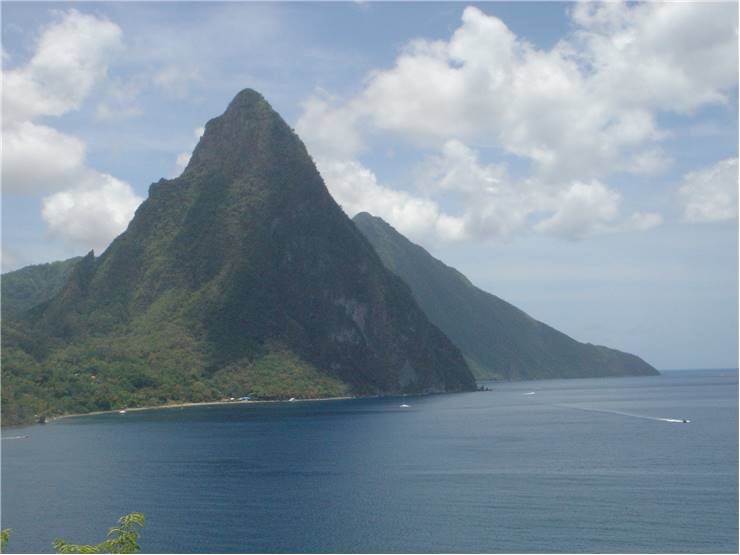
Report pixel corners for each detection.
[185,88,296,177]
[224,88,269,115]
[3,88,475,425]
[353,212,376,223]
[354,212,394,229]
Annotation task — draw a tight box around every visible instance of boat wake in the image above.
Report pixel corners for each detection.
[1,435,29,440]
[557,405,690,423]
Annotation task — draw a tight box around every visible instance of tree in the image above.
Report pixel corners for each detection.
[53,513,145,554]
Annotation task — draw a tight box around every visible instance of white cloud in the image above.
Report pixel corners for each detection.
[42,174,143,254]
[2,10,143,253]
[316,136,662,245]
[679,158,738,223]
[571,2,738,112]
[343,3,734,178]
[2,9,123,124]
[296,95,364,160]
[2,122,86,194]
[296,2,732,241]
[420,140,535,240]
[533,181,621,239]
[316,157,466,243]
[421,140,661,241]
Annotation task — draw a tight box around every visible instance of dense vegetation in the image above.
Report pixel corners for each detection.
[2,257,81,317]
[353,212,658,380]
[1,89,474,426]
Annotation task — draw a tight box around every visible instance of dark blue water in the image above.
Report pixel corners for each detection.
[2,369,738,553]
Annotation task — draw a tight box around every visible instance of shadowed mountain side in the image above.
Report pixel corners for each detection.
[353,212,658,380]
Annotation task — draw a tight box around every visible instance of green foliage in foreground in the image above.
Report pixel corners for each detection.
[0,513,143,554]
[1,529,11,553]
[53,513,145,554]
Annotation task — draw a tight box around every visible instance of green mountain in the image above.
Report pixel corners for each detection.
[1,89,474,425]
[2,257,82,318]
[353,212,658,381]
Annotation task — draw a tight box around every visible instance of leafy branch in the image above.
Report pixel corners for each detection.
[53,513,145,554]
[1,529,11,553]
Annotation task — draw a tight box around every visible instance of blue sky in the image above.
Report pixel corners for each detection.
[2,2,738,370]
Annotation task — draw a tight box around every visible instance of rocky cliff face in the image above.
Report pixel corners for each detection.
[2,89,475,424]
[353,212,658,380]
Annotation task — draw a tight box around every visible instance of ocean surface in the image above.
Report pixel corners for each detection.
[2,369,738,553]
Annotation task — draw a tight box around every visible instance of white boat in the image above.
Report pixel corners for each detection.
[119,410,127,414]
[399,404,410,408]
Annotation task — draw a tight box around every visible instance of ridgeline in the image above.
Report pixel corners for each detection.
[353,212,658,380]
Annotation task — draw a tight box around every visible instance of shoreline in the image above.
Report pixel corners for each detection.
[47,395,359,424]
[4,386,483,429]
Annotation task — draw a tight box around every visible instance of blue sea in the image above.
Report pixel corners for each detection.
[2,369,737,553]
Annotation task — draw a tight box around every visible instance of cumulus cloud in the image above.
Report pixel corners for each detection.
[41,174,143,253]
[336,3,735,178]
[420,140,661,241]
[317,137,661,244]
[679,158,738,223]
[317,157,466,243]
[296,95,364,160]
[2,9,123,124]
[2,10,143,253]
[419,140,535,239]
[533,181,621,239]
[296,2,734,242]
[571,2,738,112]
[2,122,87,194]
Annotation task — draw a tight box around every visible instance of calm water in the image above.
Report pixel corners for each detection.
[2,369,738,553]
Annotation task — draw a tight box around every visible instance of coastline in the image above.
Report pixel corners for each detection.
[4,385,480,429]
[47,395,358,424]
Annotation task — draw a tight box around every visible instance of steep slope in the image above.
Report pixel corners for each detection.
[1,257,82,317]
[353,212,658,380]
[2,90,474,424]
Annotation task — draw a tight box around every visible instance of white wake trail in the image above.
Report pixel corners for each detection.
[557,405,690,423]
